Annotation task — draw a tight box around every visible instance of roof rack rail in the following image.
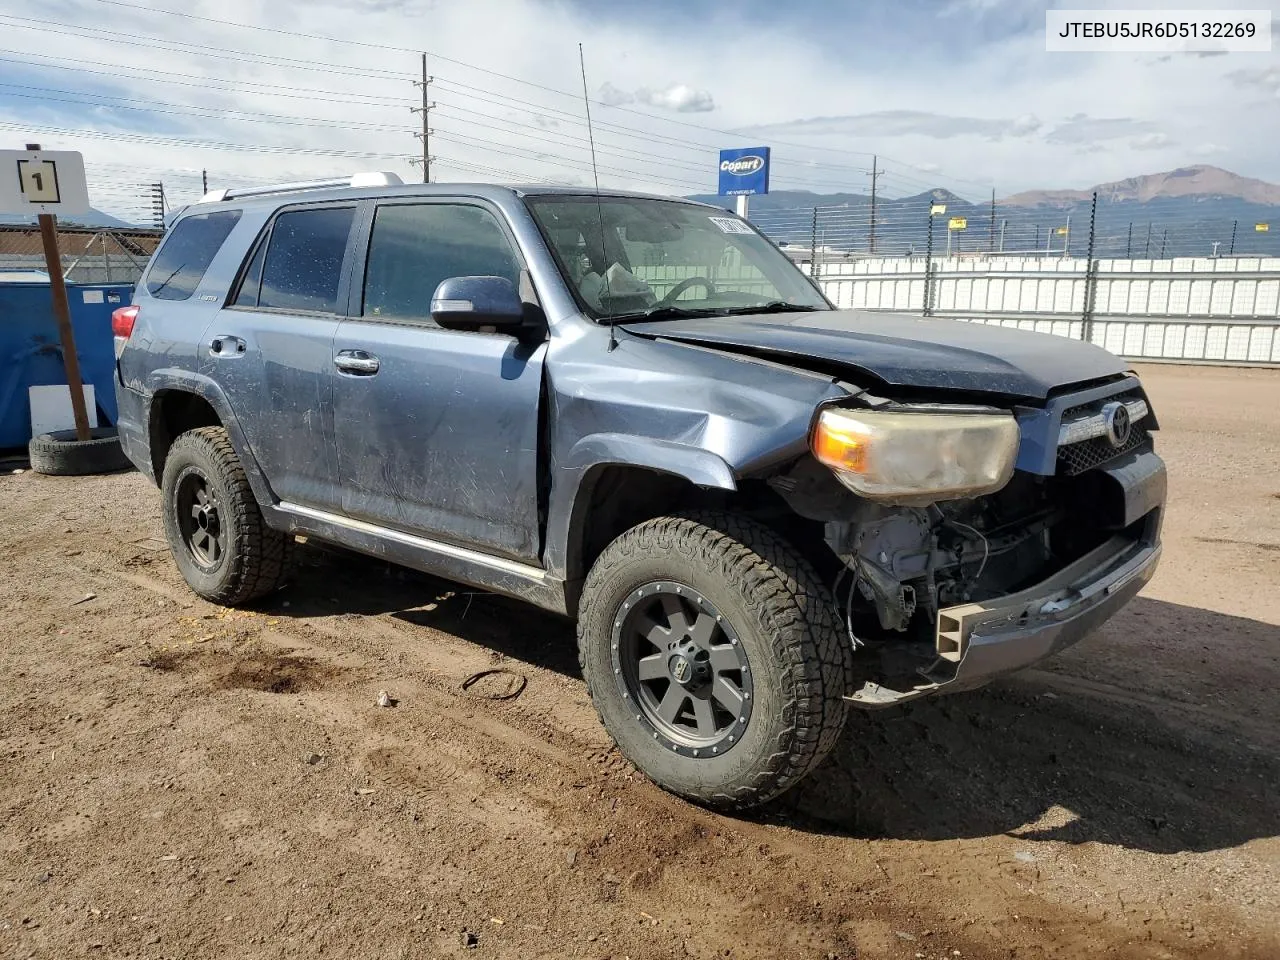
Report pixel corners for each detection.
[197,171,404,204]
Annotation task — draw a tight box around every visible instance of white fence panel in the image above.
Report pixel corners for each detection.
[810,253,1280,365]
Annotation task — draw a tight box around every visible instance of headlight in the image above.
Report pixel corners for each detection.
[811,407,1019,503]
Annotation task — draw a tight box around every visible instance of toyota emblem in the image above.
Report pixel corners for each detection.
[1102,401,1132,449]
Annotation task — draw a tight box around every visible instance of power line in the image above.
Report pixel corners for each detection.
[0,120,413,160]
[0,50,409,104]
[0,83,411,132]
[0,14,415,80]
[60,0,990,190]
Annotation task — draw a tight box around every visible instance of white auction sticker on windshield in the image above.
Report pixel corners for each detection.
[708,216,754,235]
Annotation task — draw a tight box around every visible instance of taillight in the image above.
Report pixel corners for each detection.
[111,305,139,339]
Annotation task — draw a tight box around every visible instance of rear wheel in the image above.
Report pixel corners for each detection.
[161,426,295,605]
[577,511,852,809]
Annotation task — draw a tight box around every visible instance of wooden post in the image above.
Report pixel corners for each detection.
[37,213,92,441]
[26,142,90,441]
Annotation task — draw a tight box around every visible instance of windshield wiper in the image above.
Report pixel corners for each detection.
[604,304,724,323]
[730,300,817,314]
[605,301,820,324]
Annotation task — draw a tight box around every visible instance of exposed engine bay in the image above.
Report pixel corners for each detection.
[769,454,1136,678]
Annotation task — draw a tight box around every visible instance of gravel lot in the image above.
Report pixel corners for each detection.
[1,362,1276,960]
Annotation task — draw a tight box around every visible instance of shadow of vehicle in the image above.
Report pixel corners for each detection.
[272,548,1279,856]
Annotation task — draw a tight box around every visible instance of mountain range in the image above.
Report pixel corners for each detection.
[689,165,1280,259]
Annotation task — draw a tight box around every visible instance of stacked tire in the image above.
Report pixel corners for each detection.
[28,427,131,476]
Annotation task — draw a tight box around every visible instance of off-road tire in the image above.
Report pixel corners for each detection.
[577,511,853,809]
[28,427,131,476]
[161,426,295,605]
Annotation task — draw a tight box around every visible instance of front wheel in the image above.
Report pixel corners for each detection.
[577,512,853,809]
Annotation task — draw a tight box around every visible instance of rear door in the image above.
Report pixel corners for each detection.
[205,202,357,510]
[329,198,547,562]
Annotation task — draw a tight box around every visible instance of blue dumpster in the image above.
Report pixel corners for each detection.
[0,279,133,450]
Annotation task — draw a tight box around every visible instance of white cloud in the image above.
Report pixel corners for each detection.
[635,84,715,113]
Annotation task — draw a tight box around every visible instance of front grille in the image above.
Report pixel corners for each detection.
[1057,421,1150,475]
[1055,387,1153,476]
[1060,389,1141,423]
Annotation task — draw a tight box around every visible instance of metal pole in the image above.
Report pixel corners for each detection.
[735,195,749,219]
[421,53,430,182]
[101,232,113,283]
[867,156,883,254]
[1145,222,1152,257]
[946,223,953,258]
[923,210,935,317]
[1034,224,1040,251]
[1082,191,1098,343]
[1229,219,1238,256]
[1160,229,1168,258]
[28,143,91,442]
[201,169,208,194]
[989,188,996,253]
[810,207,819,280]
[1126,222,1133,259]
[998,218,1006,253]
[1064,214,1071,257]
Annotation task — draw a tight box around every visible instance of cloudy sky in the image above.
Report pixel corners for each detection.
[0,0,1276,220]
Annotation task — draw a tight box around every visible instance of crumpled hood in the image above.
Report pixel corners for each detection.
[621,309,1127,400]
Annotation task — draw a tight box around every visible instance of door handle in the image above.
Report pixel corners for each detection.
[334,350,380,375]
[209,335,247,356]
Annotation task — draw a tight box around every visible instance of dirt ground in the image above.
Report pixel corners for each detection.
[1,363,1276,960]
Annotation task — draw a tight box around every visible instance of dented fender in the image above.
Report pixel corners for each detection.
[540,329,854,582]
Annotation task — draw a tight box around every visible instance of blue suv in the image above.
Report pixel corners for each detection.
[113,173,1165,808]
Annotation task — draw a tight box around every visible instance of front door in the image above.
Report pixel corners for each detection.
[329,199,546,563]
[205,202,357,510]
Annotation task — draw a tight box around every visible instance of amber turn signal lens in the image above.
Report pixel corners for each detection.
[812,416,869,473]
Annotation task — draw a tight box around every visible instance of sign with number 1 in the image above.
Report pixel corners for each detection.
[0,148,90,215]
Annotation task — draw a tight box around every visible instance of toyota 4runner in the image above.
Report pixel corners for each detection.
[113,173,1165,809]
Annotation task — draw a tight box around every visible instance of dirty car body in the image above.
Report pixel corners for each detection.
[114,179,1165,806]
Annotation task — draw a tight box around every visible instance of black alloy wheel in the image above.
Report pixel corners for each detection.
[175,470,227,568]
[612,583,753,758]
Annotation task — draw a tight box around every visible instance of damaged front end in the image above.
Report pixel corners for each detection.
[770,381,1166,707]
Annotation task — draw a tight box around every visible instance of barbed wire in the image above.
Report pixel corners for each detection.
[751,200,1280,261]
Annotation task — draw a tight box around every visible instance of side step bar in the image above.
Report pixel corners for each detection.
[267,502,570,615]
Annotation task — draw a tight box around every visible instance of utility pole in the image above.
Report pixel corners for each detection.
[149,182,166,229]
[866,155,884,254]
[411,53,435,183]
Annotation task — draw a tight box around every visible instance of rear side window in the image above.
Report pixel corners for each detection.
[249,206,355,314]
[145,210,241,301]
[362,203,520,323]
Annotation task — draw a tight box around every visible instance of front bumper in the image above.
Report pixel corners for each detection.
[847,449,1165,707]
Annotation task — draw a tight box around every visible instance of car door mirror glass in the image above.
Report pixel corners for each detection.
[431,276,525,330]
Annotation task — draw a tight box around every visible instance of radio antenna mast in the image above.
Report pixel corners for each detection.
[579,43,617,351]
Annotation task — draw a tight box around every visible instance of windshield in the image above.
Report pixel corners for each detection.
[525,195,830,321]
